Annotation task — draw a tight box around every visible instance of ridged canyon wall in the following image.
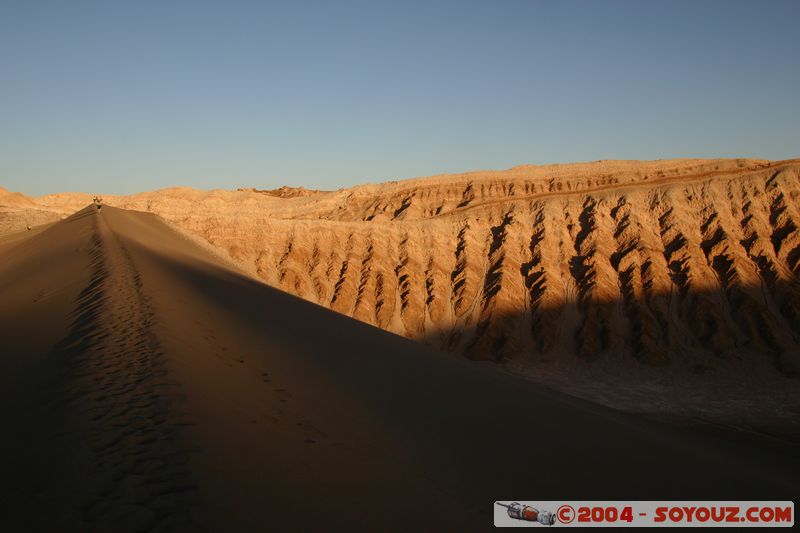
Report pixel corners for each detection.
[5,159,800,380]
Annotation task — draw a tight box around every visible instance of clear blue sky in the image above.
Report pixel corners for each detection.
[1,0,798,196]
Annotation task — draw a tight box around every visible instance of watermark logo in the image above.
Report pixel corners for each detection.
[494,501,794,527]
[496,502,556,526]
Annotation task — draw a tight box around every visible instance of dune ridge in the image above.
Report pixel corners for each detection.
[1,205,799,530]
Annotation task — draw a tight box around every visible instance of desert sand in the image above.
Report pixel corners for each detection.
[3,159,800,427]
[0,191,799,529]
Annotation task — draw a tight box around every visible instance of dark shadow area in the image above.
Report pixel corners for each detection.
[127,236,800,501]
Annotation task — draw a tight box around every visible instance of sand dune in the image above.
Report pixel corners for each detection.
[1,204,799,530]
[3,158,800,426]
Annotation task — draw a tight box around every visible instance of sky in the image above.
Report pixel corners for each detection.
[1,0,798,196]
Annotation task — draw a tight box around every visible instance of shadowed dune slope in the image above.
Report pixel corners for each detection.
[1,205,799,531]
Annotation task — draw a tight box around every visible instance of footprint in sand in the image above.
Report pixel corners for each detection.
[274,388,292,403]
